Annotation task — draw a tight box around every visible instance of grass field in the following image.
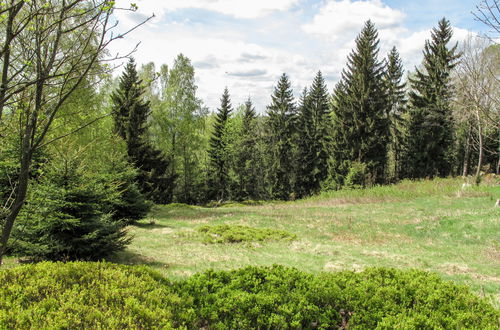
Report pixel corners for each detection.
[111,177,500,303]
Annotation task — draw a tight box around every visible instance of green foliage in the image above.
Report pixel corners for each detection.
[296,71,331,198]
[344,161,368,189]
[197,224,297,243]
[1,263,497,329]
[0,262,184,329]
[231,98,266,201]
[403,18,460,179]
[266,73,298,200]
[150,54,207,204]
[208,87,233,201]
[178,265,499,329]
[331,20,390,187]
[384,46,407,182]
[111,58,176,204]
[10,163,131,262]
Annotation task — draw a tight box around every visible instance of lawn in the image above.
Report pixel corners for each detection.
[112,177,500,303]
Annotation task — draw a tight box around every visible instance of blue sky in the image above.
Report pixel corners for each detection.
[111,0,490,111]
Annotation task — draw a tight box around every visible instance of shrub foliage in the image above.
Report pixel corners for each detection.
[197,224,297,243]
[0,263,498,329]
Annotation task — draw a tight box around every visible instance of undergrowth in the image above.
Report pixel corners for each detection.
[197,224,297,243]
[1,262,498,329]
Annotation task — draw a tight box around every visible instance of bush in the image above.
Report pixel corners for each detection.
[0,263,498,329]
[178,266,499,329]
[344,161,368,189]
[197,224,297,243]
[0,262,186,329]
[97,163,151,224]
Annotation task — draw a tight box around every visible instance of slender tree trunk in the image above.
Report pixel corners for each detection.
[0,126,33,264]
[462,124,472,177]
[475,110,483,184]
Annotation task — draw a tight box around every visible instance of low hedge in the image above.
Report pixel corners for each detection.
[0,262,498,329]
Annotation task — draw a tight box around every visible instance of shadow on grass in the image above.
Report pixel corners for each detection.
[109,250,170,269]
[151,204,250,222]
[133,221,172,229]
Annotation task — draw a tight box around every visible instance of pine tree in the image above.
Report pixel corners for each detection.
[266,73,297,200]
[296,71,330,197]
[208,87,232,201]
[233,98,262,200]
[331,20,390,186]
[384,46,407,181]
[403,18,460,179]
[111,58,176,204]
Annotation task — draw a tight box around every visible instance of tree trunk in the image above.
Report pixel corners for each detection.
[475,110,483,185]
[462,124,472,177]
[0,129,33,264]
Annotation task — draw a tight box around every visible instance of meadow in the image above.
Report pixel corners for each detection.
[111,177,500,303]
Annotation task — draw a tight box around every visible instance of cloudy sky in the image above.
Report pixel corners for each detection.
[110,0,488,112]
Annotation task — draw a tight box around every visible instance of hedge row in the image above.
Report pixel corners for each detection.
[0,262,498,329]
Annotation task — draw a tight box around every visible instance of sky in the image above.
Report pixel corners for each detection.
[109,0,490,112]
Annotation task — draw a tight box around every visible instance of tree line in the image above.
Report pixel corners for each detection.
[111,18,499,205]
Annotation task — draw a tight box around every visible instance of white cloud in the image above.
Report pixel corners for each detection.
[115,0,300,20]
[303,0,406,42]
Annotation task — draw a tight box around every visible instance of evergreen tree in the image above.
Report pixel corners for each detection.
[402,18,460,179]
[111,58,176,204]
[384,46,407,181]
[208,88,233,201]
[233,98,263,200]
[296,71,330,197]
[330,20,390,186]
[266,73,297,200]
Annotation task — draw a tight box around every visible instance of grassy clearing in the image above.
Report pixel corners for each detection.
[111,177,499,301]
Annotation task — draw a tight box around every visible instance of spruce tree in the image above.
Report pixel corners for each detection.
[296,71,330,197]
[266,73,297,200]
[403,18,460,178]
[233,98,262,200]
[111,58,176,204]
[384,46,407,181]
[208,88,232,201]
[331,20,390,186]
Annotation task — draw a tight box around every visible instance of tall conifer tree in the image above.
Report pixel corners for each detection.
[111,58,176,204]
[402,18,460,178]
[233,98,263,200]
[266,73,297,200]
[296,71,330,197]
[331,20,390,186]
[384,46,407,181]
[208,88,232,200]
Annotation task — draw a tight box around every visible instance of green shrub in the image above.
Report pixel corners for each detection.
[178,266,499,329]
[0,263,498,329]
[0,262,187,329]
[197,224,297,243]
[10,165,131,262]
[345,161,368,189]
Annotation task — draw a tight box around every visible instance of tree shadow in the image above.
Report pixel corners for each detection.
[109,250,170,269]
